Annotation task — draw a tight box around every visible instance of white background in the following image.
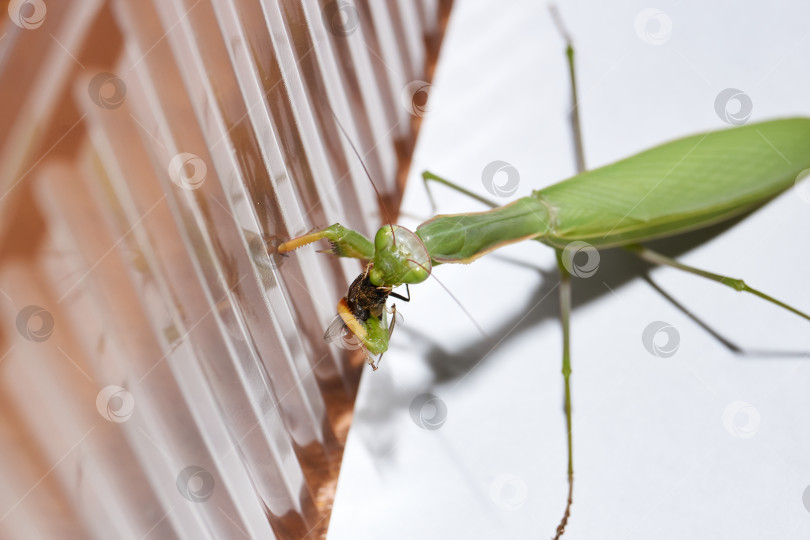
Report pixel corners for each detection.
[329,1,810,538]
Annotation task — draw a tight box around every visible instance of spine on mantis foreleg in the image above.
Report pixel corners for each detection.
[415,196,553,263]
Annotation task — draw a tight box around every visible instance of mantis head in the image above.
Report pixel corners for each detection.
[280,223,431,366]
[278,223,432,286]
[369,225,431,287]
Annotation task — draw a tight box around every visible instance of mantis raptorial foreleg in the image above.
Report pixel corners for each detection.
[278,223,374,259]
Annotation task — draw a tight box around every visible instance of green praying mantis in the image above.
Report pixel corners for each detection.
[280,8,810,539]
[282,111,810,358]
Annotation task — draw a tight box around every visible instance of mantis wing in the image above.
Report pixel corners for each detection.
[537,118,810,249]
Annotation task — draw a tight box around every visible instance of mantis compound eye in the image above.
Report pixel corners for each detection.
[370,225,431,286]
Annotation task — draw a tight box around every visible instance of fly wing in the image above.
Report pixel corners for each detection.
[387,307,404,339]
[323,314,364,351]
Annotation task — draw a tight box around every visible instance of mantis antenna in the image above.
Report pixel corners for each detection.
[321,99,398,242]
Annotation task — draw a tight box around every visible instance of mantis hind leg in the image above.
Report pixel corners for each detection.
[554,249,574,539]
[625,244,810,322]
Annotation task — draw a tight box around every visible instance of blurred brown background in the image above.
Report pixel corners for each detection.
[0,1,449,538]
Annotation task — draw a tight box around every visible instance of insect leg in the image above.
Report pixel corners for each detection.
[278,223,375,260]
[389,284,410,302]
[625,244,810,322]
[420,6,586,227]
[549,4,586,173]
[554,249,575,539]
[420,171,498,212]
